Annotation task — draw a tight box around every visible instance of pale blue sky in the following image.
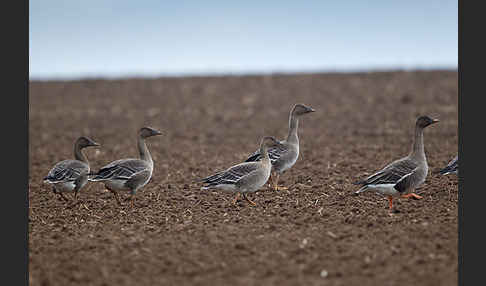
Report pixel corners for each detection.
[29,0,457,79]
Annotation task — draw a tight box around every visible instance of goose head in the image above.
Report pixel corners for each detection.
[416,115,439,129]
[76,136,100,149]
[139,127,163,138]
[291,104,315,117]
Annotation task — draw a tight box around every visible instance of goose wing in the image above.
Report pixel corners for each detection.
[244,140,288,163]
[393,166,421,192]
[439,155,458,175]
[354,158,418,186]
[201,162,260,187]
[44,160,88,183]
[90,159,150,182]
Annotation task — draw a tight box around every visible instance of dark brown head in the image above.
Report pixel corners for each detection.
[75,136,100,149]
[291,104,315,116]
[260,136,281,148]
[139,127,163,138]
[416,115,439,129]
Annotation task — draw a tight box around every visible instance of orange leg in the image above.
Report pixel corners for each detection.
[388,196,393,210]
[243,193,257,206]
[232,193,241,205]
[273,173,288,191]
[273,174,278,191]
[128,193,136,208]
[401,193,423,199]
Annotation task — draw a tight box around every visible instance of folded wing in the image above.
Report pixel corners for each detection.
[90,159,149,182]
[244,141,288,163]
[439,155,458,175]
[201,162,260,187]
[44,160,87,183]
[354,158,418,186]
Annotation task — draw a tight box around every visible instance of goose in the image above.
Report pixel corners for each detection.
[199,136,277,206]
[44,136,100,201]
[244,104,315,191]
[89,127,162,207]
[439,155,458,175]
[353,115,439,212]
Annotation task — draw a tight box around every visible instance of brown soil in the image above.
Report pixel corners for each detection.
[29,71,458,286]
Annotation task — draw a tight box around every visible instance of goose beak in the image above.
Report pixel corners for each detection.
[307,107,316,113]
[432,119,440,124]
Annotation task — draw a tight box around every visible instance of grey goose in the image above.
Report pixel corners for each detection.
[89,127,162,207]
[353,115,439,212]
[200,136,277,206]
[244,104,315,191]
[44,136,100,201]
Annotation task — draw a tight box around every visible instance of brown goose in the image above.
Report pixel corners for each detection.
[199,136,277,206]
[44,136,100,201]
[353,116,439,212]
[89,127,162,207]
[244,104,315,191]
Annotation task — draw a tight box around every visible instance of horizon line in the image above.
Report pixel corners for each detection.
[29,65,458,82]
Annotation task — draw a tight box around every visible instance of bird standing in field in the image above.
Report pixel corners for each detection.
[89,127,162,208]
[439,155,458,175]
[353,115,439,212]
[44,136,100,202]
[199,136,277,206]
[244,104,315,191]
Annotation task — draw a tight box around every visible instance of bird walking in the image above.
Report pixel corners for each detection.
[244,104,315,191]
[353,116,439,212]
[199,136,277,206]
[44,136,100,202]
[89,127,162,208]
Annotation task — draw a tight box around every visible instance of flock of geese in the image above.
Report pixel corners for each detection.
[43,104,458,212]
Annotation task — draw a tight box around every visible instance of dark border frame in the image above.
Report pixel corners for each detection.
[6,0,29,285]
[457,0,462,284]
[459,0,482,285]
